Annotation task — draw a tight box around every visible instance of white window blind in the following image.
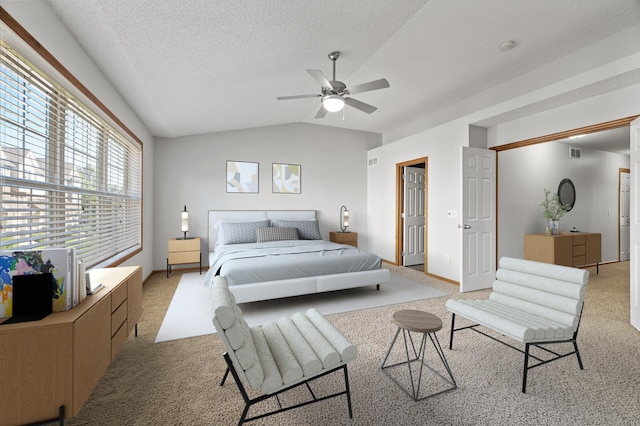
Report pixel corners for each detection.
[0,38,142,267]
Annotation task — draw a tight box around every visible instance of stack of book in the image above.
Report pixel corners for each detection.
[0,248,87,319]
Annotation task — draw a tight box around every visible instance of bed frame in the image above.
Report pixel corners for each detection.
[207,210,390,303]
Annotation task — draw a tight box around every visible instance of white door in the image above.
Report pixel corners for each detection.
[403,166,426,266]
[630,117,640,331]
[620,170,630,261]
[460,147,496,292]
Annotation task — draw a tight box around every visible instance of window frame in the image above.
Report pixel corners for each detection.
[0,8,143,268]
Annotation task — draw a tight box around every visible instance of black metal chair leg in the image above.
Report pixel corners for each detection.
[522,343,530,393]
[344,365,353,418]
[449,313,456,350]
[574,341,584,369]
[220,367,230,386]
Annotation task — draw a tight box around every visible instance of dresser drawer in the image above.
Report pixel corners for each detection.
[573,245,586,256]
[572,235,586,245]
[111,282,127,312]
[111,319,128,359]
[111,300,128,336]
[573,256,586,266]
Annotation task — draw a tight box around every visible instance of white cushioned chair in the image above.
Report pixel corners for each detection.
[446,256,590,393]
[212,275,357,425]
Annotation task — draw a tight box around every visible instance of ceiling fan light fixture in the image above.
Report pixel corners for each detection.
[322,95,345,112]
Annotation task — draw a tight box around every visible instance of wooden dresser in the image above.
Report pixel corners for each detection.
[524,233,601,270]
[0,266,142,426]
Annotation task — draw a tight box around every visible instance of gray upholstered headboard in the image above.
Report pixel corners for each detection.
[207,210,316,251]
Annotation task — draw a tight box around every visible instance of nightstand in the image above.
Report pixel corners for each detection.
[167,237,201,277]
[330,231,358,247]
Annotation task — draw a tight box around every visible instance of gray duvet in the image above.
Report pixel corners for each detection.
[208,240,382,286]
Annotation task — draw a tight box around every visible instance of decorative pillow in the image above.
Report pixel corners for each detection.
[220,220,270,244]
[273,219,322,240]
[256,227,299,243]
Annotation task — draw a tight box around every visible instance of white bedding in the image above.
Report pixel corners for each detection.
[208,240,382,286]
[206,210,390,303]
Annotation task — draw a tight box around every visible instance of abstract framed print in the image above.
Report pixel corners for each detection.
[272,163,301,194]
[226,161,259,193]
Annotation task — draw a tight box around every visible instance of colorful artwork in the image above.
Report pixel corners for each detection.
[272,163,301,194]
[0,249,73,317]
[226,161,259,193]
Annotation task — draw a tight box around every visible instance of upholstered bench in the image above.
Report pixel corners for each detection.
[211,275,357,425]
[446,256,589,393]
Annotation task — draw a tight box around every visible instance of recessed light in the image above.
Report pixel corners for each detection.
[499,40,516,52]
[569,134,587,139]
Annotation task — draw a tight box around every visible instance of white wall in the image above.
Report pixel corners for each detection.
[153,123,381,271]
[498,142,629,262]
[368,23,640,284]
[367,120,468,278]
[1,2,155,279]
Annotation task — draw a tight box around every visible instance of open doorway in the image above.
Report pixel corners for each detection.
[395,157,427,272]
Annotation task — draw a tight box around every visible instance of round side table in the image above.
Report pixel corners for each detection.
[381,309,457,401]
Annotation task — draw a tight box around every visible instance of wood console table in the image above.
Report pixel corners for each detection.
[524,233,601,273]
[0,266,142,426]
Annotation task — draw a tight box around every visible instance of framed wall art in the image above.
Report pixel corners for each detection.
[226,161,259,193]
[272,163,301,194]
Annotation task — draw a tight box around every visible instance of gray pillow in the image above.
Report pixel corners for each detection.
[272,219,322,240]
[220,220,270,244]
[256,227,299,243]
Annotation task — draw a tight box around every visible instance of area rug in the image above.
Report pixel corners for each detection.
[155,272,448,343]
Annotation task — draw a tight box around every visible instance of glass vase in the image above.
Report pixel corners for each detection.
[549,220,559,235]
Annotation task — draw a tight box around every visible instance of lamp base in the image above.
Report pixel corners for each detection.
[176,237,195,240]
[339,230,351,233]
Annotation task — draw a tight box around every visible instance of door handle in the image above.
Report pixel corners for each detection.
[458,224,471,229]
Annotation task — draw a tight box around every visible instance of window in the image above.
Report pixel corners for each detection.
[0,33,142,267]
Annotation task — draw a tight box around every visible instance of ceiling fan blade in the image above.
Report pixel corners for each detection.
[345,97,377,114]
[348,78,390,95]
[306,69,336,90]
[314,105,327,119]
[276,94,320,100]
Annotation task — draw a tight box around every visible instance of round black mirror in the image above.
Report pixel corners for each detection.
[558,178,575,212]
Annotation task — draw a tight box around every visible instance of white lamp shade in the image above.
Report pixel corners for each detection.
[342,210,349,227]
[181,211,189,232]
[323,95,345,112]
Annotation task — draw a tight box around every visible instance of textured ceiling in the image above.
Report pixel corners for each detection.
[43,0,640,143]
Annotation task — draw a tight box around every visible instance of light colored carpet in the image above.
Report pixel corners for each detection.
[67,263,640,425]
[155,272,448,343]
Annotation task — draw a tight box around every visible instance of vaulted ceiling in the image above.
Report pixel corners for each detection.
[43,0,640,143]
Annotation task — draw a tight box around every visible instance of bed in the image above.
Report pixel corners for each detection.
[205,210,390,303]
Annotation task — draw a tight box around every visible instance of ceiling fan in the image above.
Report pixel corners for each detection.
[276,51,390,118]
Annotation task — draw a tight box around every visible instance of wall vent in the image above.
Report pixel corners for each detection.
[569,147,581,159]
[368,157,378,167]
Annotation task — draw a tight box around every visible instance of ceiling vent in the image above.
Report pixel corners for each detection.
[368,157,378,167]
[569,147,581,159]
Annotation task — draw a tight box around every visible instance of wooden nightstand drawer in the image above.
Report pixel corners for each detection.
[168,237,200,252]
[168,250,200,264]
[330,231,358,247]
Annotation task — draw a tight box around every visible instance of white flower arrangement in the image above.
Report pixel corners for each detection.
[541,189,571,221]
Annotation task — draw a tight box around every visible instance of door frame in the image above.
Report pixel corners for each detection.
[396,157,428,269]
[619,167,630,261]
